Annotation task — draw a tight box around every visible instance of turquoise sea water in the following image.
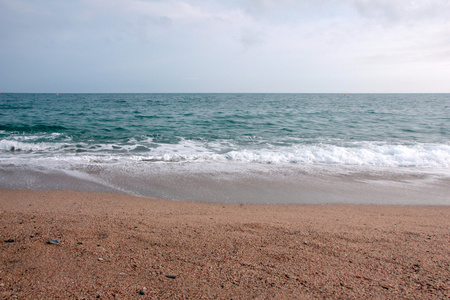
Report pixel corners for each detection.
[1,93,449,204]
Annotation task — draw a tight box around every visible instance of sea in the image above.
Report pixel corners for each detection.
[1,93,449,205]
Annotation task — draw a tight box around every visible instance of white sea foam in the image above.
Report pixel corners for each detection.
[223,143,450,168]
[129,140,450,169]
[1,137,450,169]
[0,139,69,152]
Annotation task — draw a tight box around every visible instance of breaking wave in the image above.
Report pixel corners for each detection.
[2,138,449,169]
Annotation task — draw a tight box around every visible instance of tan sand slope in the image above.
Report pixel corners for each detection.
[1,189,449,299]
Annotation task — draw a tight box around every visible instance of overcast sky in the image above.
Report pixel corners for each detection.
[1,0,449,93]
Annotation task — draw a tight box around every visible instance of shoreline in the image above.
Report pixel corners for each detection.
[2,163,450,205]
[1,189,449,298]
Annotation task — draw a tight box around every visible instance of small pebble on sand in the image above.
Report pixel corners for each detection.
[46,240,59,245]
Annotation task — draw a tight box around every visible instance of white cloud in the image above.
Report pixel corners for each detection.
[346,0,450,22]
[0,0,449,92]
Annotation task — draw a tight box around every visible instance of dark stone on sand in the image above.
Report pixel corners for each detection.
[139,290,145,295]
[4,239,15,243]
[165,275,177,279]
[46,239,60,245]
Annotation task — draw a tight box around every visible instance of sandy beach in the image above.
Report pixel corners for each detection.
[0,189,449,299]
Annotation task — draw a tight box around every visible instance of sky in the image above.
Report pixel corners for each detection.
[0,0,449,93]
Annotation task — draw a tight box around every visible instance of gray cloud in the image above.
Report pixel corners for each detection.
[346,0,450,22]
[0,0,449,92]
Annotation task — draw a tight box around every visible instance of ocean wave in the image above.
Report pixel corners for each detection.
[0,124,67,133]
[132,141,450,168]
[223,143,450,167]
[1,138,449,168]
[0,139,70,152]
[0,138,147,153]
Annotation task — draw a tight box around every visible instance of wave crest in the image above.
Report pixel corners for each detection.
[1,138,449,168]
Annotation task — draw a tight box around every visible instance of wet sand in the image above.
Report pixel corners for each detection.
[1,189,449,299]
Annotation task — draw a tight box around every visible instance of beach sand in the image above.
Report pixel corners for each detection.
[1,189,449,299]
